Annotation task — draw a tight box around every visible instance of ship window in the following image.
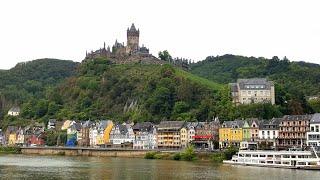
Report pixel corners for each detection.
[291,155,296,158]
[252,154,258,157]
[298,162,306,165]
[260,160,266,163]
[260,155,266,157]
[275,161,281,164]
[267,161,273,164]
[245,154,251,157]
[283,161,290,165]
[275,155,281,158]
[267,155,273,158]
[283,155,290,158]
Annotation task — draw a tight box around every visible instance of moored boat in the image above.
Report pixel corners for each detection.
[223,147,320,170]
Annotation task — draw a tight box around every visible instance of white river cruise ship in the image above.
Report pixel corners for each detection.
[223,148,320,170]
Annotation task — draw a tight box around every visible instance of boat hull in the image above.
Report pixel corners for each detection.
[223,161,320,170]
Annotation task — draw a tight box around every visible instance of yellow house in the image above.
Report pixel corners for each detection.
[103,121,113,143]
[230,120,244,147]
[219,121,232,148]
[96,120,113,145]
[180,127,188,147]
[9,134,16,145]
[61,120,74,130]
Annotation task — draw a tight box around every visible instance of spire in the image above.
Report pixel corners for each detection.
[86,50,87,56]
[104,42,106,49]
[130,23,136,31]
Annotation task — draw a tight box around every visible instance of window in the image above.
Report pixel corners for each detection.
[242,91,246,94]
[260,91,263,94]
[248,91,251,94]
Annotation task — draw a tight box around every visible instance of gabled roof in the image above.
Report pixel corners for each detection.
[132,122,153,132]
[221,121,233,128]
[8,107,20,113]
[310,113,320,124]
[71,123,82,131]
[232,120,244,128]
[6,126,18,133]
[158,121,186,129]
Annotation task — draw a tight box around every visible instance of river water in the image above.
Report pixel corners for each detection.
[1,155,320,180]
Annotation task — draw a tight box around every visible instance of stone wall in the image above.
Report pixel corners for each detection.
[20,147,150,157]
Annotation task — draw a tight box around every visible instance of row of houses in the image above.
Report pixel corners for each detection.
[61,119,220,150]
[219,113,320,150]
[1,113,319,150]
[0,123,45,146]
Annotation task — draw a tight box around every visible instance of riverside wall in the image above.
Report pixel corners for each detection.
[20,147,153,157]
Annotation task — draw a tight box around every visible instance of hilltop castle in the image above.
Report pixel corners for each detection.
[84,23,164,64]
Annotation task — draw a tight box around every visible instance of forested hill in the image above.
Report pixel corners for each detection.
[190,54,320,114]
[21,58,224,124]
[0,59,79,118]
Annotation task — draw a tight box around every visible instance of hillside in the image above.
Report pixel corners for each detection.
[0,59,79,119]
[190,54,320,114]
[18,58,224,124]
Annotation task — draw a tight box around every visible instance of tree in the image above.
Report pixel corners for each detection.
[158,50,173,62]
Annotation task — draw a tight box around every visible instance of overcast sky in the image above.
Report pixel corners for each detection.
[0,0,319,70]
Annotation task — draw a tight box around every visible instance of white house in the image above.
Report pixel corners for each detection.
[307,113,320,147]
[258,118,280,147]
[110,124,134,145]
[8,107,20,116]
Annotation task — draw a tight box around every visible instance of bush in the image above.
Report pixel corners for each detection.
[182,145,198,161]
[144,152,156,159]
[173,153,182,160]
[223,145,238,160]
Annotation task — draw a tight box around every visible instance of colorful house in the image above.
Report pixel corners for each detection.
[219,121,232,148]
[242,120,251,142]
[132,122,153,150]
[6,126,18,145]
[258,118,280,148]
[230,120,244,147]
[180,126,188,148]
[67,123,81,147]
[277,115,312,149]
[157,121,186,150]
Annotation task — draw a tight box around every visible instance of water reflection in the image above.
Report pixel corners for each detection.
[1,155,320,180]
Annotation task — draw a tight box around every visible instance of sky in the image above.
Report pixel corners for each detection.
[0,0,319,70]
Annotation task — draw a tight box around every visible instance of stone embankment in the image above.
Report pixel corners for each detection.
[20,147,155,157]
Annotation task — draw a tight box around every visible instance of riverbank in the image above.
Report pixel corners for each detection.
[19,146,219,161]
[0,146,21,154]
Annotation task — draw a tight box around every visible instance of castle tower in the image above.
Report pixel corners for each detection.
[127,23,140,54]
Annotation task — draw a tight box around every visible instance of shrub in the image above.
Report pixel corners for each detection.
[182,145,198,161]
[144,152,156,159]
[173,153,182,160]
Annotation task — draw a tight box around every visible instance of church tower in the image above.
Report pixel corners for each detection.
[127,23,140,54]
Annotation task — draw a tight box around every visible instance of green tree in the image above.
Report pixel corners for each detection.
[158,50,172,62]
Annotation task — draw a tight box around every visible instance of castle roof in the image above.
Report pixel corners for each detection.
[129,23,137,31]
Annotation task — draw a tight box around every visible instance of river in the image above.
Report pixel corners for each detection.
[1,155,320,179]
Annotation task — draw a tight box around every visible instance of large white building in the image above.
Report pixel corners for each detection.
[258,118,280,148]
[229,78,275,105]
[307,113,320,147]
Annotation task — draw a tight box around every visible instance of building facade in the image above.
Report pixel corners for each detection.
[258,118,280,148]
[157,121,185,149]
[307,113,320,146]
[229,78,275,105]
[277,115,312,149]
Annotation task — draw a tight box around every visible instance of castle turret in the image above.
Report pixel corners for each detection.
[127,23,140,53]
